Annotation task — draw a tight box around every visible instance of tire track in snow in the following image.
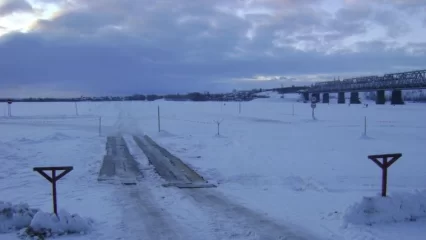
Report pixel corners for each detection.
[119,185,187,240]
[122,135,229,240]
[135,134,321,240]
[184,188,314,240]
[104,135,189,240]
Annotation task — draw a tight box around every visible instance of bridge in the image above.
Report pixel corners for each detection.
[301,69,426,105]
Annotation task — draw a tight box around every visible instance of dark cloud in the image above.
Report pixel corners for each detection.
[373,10,411,38]
[335,6,372,22]
[271,6,371,51]
[387,0,426,12]
[0,0,425,96]
[405,42,426,54]
[0,0,33,16]
[1,31,424,96]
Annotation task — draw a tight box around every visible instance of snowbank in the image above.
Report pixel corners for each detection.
[282,176,327,192]
[20,210,93,239]
[16,133,74,145]
[343,191,426,226]
[0,201,93,239]
[0,202,38,233]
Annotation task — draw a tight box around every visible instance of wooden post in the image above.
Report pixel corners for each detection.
[368,153,402,197]
[239,102,241,114]
[292,104,294,116]
[215,120,222,136]
[52,170,57,214]
[382,159,388,197]
[33,166,73,215]
[217,122,220,135]
[99,117,102,136]
[157,106,161,132]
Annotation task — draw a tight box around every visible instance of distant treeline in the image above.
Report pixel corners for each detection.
[0,95,162,102]
[0,86,307,103]
[272,86,308,94]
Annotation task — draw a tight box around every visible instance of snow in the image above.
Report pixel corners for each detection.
[0,201,92,239]
[0,103,127,239]
[145,100,426,240]
[0,202,38,233]
[20,210,93,239]
[1,99,426,239]
[343,191,426,226]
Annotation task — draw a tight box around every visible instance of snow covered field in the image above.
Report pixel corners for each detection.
[1,95,425,239]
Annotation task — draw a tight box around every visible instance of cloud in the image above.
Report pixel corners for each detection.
[0,0,425,97]
[373,10,411,38]
[0,0,33,16]
[388,0,426,9]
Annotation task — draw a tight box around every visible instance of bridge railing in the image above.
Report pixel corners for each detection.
[309,70,426,93]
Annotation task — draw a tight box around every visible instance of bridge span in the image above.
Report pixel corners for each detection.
[301,69,426,105]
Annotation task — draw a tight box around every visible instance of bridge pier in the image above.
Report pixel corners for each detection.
[303,92,309,102]
[350,92,361,104]
[376,90,386,104]
[391,90,404,105]
[338,92,345,104]
[322,93,329,103]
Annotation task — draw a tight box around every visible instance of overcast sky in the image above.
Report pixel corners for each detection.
[0,0,425,97]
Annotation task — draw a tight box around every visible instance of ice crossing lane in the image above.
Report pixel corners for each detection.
[121,185,189,240]
[133,135,215,188]
[98,136,142,184]
[99,135,190,240]
[135,134,323,240]
[185,188,312,240]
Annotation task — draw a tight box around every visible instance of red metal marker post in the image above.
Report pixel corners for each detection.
[368,153,402,197]
[33,166,73,215]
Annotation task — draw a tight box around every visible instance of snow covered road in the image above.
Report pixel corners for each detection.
[119,134,320,240]
[183,188,314,240]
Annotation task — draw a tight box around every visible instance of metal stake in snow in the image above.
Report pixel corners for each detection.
[363,116,367,136]
[99,117,102,136]
[33,166,73,215]
[292,104,295,116]
[74,102,79,116]
[311,97,317,120]
[368,153,402,197]
[7,100,12,117]
[238,102,242,114]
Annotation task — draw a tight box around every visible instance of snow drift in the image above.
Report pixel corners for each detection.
[0,201,38,233]
[343,191,426,226]
[20,210,94,239]
[0,201,93,239]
